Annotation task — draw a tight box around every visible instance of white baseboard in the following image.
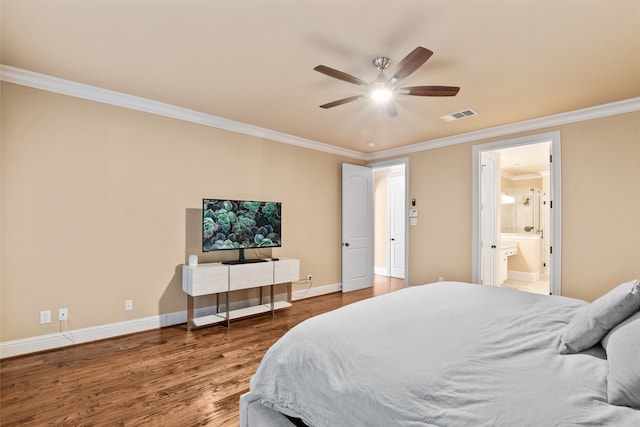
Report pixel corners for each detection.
[374,266,388,276]
[292,282,341,301]
[507,270,540,282]
[0,288,340,359]
[1,294,287,359]
[0,313,184,359]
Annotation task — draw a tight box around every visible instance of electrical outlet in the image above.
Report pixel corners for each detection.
[58,308,68,321]
[40,310,51,324]
[307,274,313,282]
[125,300,133,311]
[438,276,445,282]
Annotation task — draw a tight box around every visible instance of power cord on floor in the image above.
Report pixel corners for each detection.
[59,319,76,345]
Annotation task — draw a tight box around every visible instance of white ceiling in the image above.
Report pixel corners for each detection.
[2,0,640,156]
[498,142,550,177]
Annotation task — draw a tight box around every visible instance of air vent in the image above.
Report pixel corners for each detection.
[440,109,477,122]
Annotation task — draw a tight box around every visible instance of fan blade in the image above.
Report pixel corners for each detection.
[319,95,364,109]
[314,65,369,87]
[389,47,433,84]
[399,86,460,96]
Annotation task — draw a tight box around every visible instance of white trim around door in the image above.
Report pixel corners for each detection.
[472,132,562,296]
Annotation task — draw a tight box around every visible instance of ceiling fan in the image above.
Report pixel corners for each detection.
[314,46,460,117]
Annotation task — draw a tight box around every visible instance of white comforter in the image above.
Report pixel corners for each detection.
[249,282,640,426]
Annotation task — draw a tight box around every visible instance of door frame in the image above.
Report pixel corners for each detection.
[367,157,410,288]
[471,131,562,295]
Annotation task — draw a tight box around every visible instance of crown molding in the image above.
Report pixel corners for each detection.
[0,65,366,161]
[365,96,640,161]
[3,64,638,163]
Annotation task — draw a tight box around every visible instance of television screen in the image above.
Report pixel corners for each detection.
[202,199,282,254]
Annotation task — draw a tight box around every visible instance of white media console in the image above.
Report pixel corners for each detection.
[182,258,299,331]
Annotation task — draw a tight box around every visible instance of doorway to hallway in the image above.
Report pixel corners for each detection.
[373,166,406,279]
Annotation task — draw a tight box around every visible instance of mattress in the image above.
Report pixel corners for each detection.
[244,282,640,426]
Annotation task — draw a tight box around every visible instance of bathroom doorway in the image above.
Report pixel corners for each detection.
[496,143,551,295]
[472,132,562,296]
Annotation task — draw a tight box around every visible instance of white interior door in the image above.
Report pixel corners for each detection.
[480,152,497,285]
[388,173,405,279]
[342,163,374,292]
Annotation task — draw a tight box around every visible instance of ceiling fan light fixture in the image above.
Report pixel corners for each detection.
[371,84,393,103]
[372,56,391,70]
[314,47,459,114]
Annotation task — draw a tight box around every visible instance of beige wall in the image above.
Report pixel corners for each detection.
[1,83,359,341]
[2,82,639,345]
[559,112,640,300]
[405,111,640,302]
[405,143,473,283]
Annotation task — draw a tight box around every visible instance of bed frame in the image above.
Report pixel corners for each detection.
[240,392,297,427]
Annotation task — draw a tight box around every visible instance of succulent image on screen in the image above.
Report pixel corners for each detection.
[202,199,282,252]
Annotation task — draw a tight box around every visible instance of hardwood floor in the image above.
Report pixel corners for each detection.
[1,277,404,426]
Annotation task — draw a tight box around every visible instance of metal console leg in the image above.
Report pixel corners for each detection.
[226,290,230,328]
[187,295,195,332]
[271,284,275,317]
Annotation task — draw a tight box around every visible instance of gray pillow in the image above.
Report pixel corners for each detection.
[559,279,640,354]
[601,311,640,408]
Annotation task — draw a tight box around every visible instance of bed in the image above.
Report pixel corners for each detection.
[240,281,640,426]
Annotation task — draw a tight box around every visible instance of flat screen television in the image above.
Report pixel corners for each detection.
[202,199,282,264]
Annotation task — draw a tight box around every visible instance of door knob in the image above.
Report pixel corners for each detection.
[344,242,350,247]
